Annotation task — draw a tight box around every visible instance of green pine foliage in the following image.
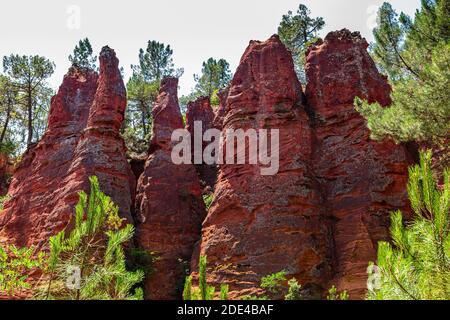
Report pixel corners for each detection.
[356,1,450,167]
[123,40,183,154]
[260,271,287,296]
[0,245,45,296]
[203,193,214,211]
[2,54,55,147]
[284,278,302,300]
[193,58,232,98]
[367,151,450,300]
[38,176,144,300]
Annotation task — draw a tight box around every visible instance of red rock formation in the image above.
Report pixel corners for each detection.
[0,46,134,248]
[194,35,333,299]
[0,153,13,196]
[135,77,206,300]
[186,96,217,190]
[306,29,413,298]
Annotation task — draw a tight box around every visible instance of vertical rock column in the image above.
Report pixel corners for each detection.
[0,47,134,248]
[195,35,333,299]
[306,29,413,298]
[135,77,206,300]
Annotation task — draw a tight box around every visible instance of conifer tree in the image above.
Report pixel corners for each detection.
[367,151,450,300]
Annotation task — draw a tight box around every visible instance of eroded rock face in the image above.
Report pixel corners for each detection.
[195,35,333,299]
[0,47,134,248]
[305,29,413,298]
[135,77,206,300]
[186,96,217,190]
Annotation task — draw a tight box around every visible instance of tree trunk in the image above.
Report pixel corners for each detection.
[27,83,33,146]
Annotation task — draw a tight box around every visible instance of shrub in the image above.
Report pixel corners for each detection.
[0,245,45,296]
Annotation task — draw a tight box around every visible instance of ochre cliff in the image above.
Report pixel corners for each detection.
[186,96,217,190]
[0,47,133,248]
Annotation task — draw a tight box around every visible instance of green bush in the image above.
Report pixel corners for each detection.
[38,176,145,300]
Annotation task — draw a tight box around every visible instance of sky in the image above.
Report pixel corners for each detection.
[0,0,421,96]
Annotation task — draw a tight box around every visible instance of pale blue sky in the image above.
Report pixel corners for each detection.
[0,0,421,96]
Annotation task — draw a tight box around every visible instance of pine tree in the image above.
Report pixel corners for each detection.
[326,286,349,300]
[0,75,19,154]
[123,40,183,154]
[367,151,450,300]
[69,38,97,70]
[38,176,145,300]
[0,245,45,296]
[277,4,325,82]
[131,41,183,83]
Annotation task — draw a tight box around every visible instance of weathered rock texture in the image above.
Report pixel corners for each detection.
[306,29,413,298]
[186,96,217,190]
[195,35,333,299]
[0,47,134,248]
[193,31,413,299]
[135,77,206,300]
